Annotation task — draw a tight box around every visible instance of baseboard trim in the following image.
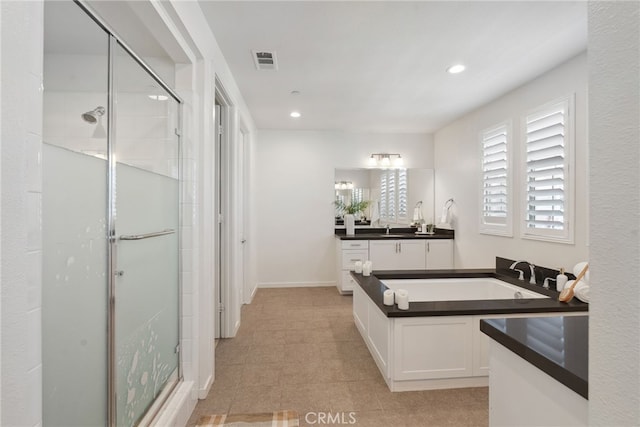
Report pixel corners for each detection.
[258,281,336,289]
[198,374,213,399]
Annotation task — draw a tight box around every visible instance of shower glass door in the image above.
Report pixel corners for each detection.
[42,2,110,425]
[112,42,180,426]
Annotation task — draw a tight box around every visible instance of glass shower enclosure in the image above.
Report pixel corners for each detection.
[42,2,181,425]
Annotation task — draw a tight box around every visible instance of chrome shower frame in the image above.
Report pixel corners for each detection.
[72,2,184,426]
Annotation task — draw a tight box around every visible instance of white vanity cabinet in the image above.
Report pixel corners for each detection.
[369,239,454,271]
[369,240,427,270]
[336,239,369,294]
[426,240,454,269]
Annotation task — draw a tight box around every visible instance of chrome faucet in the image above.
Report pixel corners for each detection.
[543,277,556,289]
[385,224,391,235]
[509,260,536,284]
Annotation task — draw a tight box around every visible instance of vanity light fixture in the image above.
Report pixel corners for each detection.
[368,153,404,168]
[335,181,354,190]
[290,111,301,118]
[446,64,466,74]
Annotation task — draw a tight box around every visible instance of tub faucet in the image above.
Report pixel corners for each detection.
[509,260,536,284]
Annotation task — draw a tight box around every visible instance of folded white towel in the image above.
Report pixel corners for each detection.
[563,279,590,303]
[575,285,590,303]
[573,261,590,282]
[370,200,380,225]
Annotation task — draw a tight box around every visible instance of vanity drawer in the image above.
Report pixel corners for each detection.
[341,250,368,269]
[341,240,369,250]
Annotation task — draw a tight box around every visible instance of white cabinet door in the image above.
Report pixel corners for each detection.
[369,240,400,270]
[395,240,426,269]
[426,240,453,269]
[370,240,426,270]
[393,316,474,380]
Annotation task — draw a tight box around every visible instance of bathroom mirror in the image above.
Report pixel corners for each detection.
[334,168,435,227]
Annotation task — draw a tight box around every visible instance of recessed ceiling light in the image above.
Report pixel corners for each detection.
[446,64,466,74]
[290,111,301,118]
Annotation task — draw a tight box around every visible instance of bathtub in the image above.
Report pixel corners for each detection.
[352,277,580,392]
[381,277,549,302]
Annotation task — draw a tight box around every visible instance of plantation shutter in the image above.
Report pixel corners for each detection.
[481,124,510,234]
[379,172,388,222]
[525,101,567,233]
[378,169,408,223]
[387,170,397,223]
[397,169,408,222]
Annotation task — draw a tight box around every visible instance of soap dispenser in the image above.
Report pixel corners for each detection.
[556,268,568,292]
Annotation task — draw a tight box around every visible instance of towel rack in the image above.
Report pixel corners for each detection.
[119,229,175,241]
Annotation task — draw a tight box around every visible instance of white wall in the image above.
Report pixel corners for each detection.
[588,2,640,425]
[1,1,44,426]
[255,130,433,286]
[434,53,588,270]
[1,0,256,425]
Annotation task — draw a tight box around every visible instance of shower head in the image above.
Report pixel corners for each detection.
[81,106,105,124]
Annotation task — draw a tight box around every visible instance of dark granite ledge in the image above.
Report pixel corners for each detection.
[336,227,454,240]
[351,269,588,318]
[480,316,588,399]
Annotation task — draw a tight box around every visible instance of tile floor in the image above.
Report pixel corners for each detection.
[187,287,488,426]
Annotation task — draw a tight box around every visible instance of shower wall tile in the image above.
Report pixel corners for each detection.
[26,192,42,252]
[181,338,193,372]
[26,251,42,311]
[181,226,193,251]
[26,73,44,137]
[181,179,196,205]
[26,133,42,193]
[181,314,192,340]
[26,365,43,427]
[182,271,193,294]
[181,202,195,227]
[26,308,42,371]
[182,158,196,181]
[181,249,193,273]
[182,293,193,317]
[25,1,44,79]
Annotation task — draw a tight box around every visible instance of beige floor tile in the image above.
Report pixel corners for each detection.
[240,362,283,387]
[191,287,488,427]
[228,384,282,414]
[251,329,287,346]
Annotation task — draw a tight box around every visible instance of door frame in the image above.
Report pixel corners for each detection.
[214,77,233,338]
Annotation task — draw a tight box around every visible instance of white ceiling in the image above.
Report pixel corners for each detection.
[199,1,587,133]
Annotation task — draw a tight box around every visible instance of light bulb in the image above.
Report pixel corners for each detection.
[381,156,391,167]
[393,156,404,167]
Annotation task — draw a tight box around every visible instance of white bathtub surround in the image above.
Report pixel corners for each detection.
[489,341,587,426]
[353,278,582,392]
[382,278,547,302]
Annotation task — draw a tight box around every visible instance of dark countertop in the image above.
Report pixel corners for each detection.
[480,316,588,399]
[351,269,589,318]
[336,227,455,240]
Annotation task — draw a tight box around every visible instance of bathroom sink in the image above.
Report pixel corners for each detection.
[378,234,407,238]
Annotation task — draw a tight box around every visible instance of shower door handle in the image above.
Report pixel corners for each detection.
[119,229,175,241]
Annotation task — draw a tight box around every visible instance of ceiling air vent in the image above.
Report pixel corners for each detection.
[252,50,278,71]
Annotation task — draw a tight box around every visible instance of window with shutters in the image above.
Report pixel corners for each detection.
[522,96,574,243]
[379,169,408,224]
[480,122,512,236]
